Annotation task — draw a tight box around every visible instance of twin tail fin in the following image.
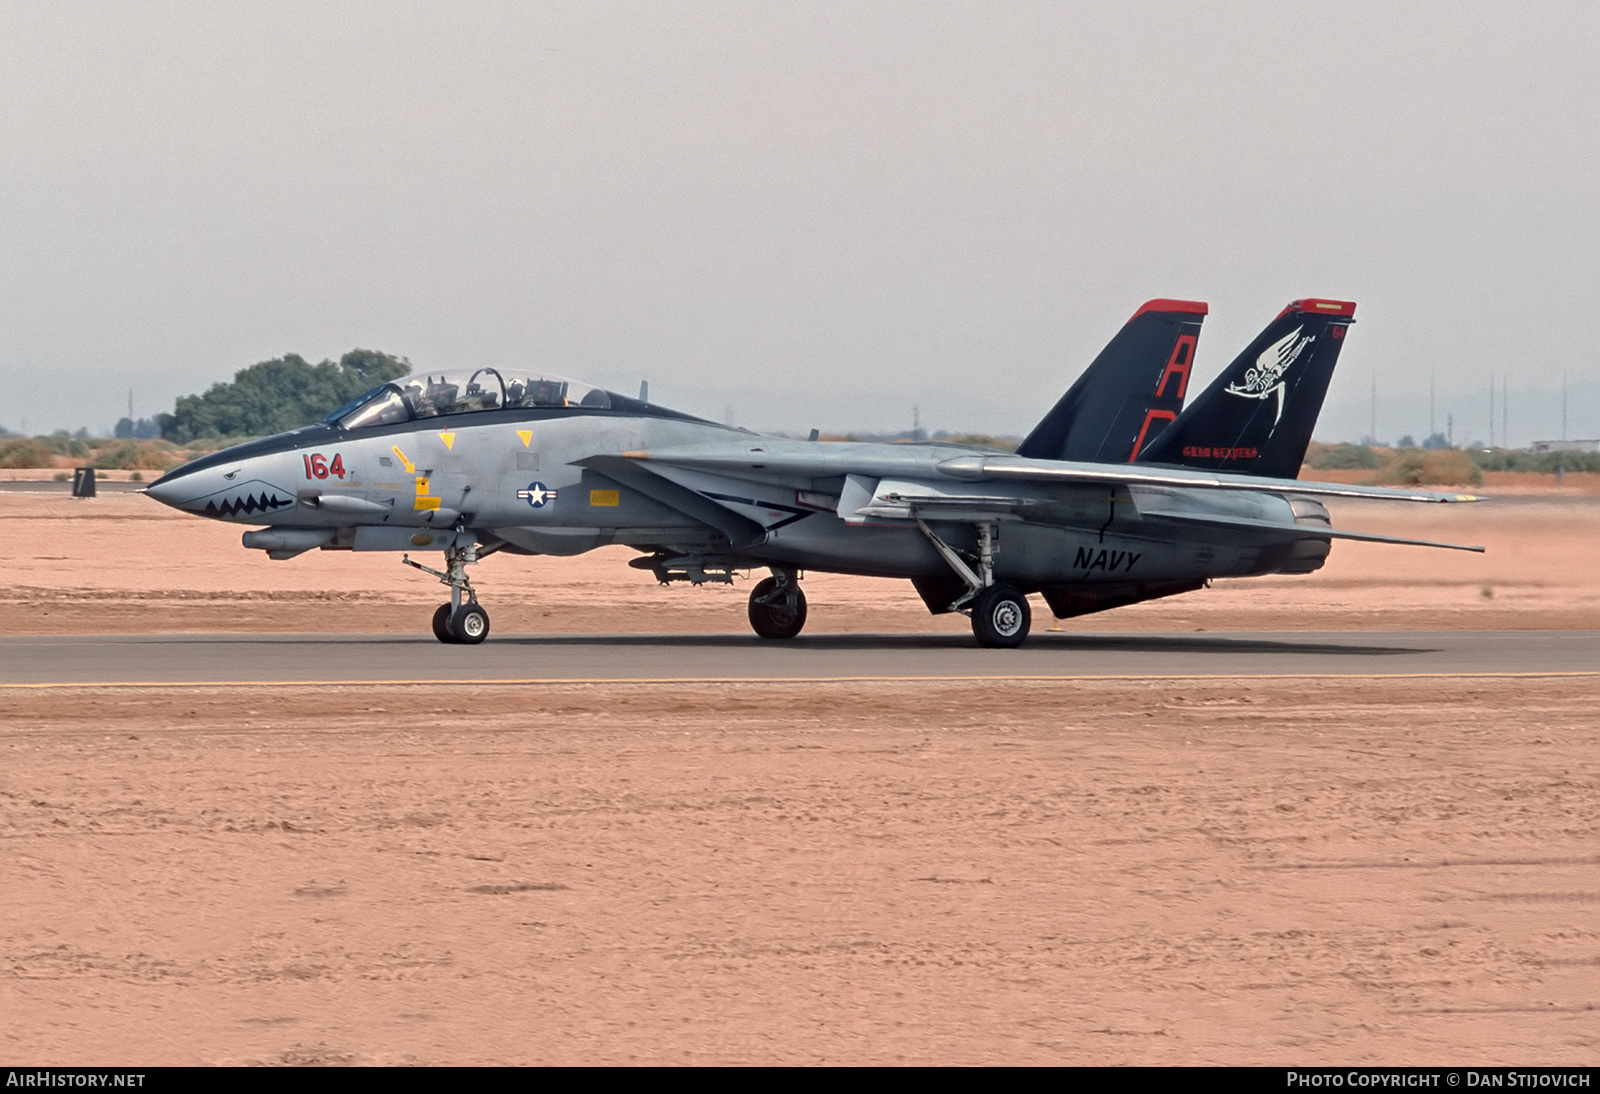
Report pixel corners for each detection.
[1135,298,1355,479]
[1016,299,1206,464]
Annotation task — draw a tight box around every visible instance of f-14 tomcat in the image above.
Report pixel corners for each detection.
[145,298,1483,647]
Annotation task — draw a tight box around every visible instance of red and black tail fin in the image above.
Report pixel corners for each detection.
[1135,298,1356,478]
[1016,299,1206,463]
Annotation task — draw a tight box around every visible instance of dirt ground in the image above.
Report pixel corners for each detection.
[2,484,1597,1065]
[3,678,1597,1065]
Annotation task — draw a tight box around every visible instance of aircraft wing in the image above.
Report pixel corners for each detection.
[577,454,768,548]
[620,445,1487,504]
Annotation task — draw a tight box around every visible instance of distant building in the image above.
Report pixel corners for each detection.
[1532,439,1600,453]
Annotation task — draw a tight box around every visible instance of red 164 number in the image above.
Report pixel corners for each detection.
[302,452,346,479]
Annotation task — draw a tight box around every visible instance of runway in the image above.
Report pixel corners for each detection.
[3,629,1596,686]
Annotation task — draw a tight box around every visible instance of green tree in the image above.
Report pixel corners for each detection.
[159,349,411,442]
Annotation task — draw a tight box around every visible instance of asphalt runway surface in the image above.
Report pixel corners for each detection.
[3,629,1596,686]
[0,479,144,493]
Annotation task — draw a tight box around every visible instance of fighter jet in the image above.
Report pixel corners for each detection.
[144,297,1483,647]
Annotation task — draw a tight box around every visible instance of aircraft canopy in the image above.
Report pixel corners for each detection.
[332,368,618,429]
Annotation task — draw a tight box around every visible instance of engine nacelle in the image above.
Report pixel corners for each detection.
[1278,495,1332,574]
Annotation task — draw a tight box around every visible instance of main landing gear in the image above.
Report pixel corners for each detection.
[406,544,492,645]
[747,568,807,640]
[969,583,1030,648]
[914,518,1033,648]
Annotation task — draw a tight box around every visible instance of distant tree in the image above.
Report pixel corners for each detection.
[1396,434,1416,448]
[1307,443,1380,470]
[930,432,1020,452]
[114,417,163,440]
[1472,448,1600,474]
[1422,432,1450,450]
[37,434,90,458]
[159,349,411,442]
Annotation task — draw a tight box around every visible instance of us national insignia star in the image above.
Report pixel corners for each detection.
[517,482,558,508]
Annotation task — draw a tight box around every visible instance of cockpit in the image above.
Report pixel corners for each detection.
[330,368,619,430]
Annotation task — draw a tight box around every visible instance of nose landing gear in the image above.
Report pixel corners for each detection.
[429,600,491,645]
[406,544,492,645]
[450,601,491,643]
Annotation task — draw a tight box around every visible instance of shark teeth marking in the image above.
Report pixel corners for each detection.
[187,477,297,518]
[202,491,294,517]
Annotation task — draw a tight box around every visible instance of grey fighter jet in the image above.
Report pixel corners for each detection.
[144,298,1482,647]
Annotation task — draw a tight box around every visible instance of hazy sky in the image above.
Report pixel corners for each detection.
[4,1,1599,442]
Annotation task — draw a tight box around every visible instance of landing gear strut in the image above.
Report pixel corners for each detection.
[747,568,807,639]
[406,544,491,645]
[914,517,1033,648]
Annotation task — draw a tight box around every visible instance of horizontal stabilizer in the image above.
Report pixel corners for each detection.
[1140,508,1485,552]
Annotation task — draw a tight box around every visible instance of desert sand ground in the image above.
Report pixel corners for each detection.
[2,483,1597,1064]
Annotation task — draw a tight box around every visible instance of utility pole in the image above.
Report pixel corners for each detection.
[1503,376,1508,449]
[1430,373,1436,437]
[1489,374,1495,449]
[1370,372,1377,443]
[1562,371,1568,440]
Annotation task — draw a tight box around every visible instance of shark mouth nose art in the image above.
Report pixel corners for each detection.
[147,476,295,517]
[201,488,294,517]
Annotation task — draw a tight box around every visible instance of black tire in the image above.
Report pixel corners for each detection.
[451,602,491,645]
[747,577,807,640]
[431,603,458,644]
[971,584,1030,648]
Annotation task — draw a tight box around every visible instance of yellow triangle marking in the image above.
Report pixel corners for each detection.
[438,432,456,450]
[516,430,532,448]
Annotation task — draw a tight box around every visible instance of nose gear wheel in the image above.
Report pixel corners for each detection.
[407,544,494,645]
[451,602,491,644]
[431,603,458,644]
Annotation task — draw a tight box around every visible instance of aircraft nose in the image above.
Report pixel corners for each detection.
[142,474,188,508]
[143,464,235,512]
